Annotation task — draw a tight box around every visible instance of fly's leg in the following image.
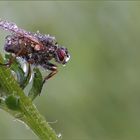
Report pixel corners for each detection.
[0,54,15,67]
[0,47,24,67]
[43,70,58,85]
[43,63,58,85]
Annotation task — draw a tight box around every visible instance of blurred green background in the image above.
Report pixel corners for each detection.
[0,1,140,140]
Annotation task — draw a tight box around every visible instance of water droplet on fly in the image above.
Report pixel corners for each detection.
[36,30,40,33]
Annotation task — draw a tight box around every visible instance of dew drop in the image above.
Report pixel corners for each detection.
[23,63,28,74]
[29,73,33,83]
[0,97,5,101]
[48,120,58,124]
[57,133,62,139]
[13,119,30,130]
[36,30,40,33]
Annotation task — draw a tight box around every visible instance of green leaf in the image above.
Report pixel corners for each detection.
[5,95,20,110]
[0,46,59,140]
[28,68,44,100]
[4,54,44,100]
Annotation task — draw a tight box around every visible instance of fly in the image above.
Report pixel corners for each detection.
[0,19,70,85]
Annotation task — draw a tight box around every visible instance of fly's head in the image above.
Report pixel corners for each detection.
[37,34,70,65]
[55,47,70,65]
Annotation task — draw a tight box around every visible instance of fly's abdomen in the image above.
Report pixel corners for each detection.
[4,35,21,54]
[4,35,34,56]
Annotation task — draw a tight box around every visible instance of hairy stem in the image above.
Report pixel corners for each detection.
[0,54,59,140]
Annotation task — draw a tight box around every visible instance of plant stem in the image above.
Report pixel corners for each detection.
[0,54,59,140]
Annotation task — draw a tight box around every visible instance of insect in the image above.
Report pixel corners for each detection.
[0,19,70,84]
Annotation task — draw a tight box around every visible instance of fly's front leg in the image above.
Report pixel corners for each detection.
[43,63,58,85]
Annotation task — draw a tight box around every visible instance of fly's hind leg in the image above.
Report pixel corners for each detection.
[0,54,15,67]
[0,47,24,67]
[43,63,58,85]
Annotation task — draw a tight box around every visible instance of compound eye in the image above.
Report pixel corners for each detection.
[57,48,65,62]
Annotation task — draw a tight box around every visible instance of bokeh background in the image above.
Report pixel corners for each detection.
[0,1,140,140]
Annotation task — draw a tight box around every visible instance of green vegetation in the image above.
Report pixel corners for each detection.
[0,54,59,140]
[0,1,140,140]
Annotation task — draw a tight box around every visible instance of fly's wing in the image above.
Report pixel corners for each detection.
[0,19,43,48]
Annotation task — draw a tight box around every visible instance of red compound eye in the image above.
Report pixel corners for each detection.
[57,48,65,62]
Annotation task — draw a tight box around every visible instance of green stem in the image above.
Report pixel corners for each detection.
[0,54,59,140]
